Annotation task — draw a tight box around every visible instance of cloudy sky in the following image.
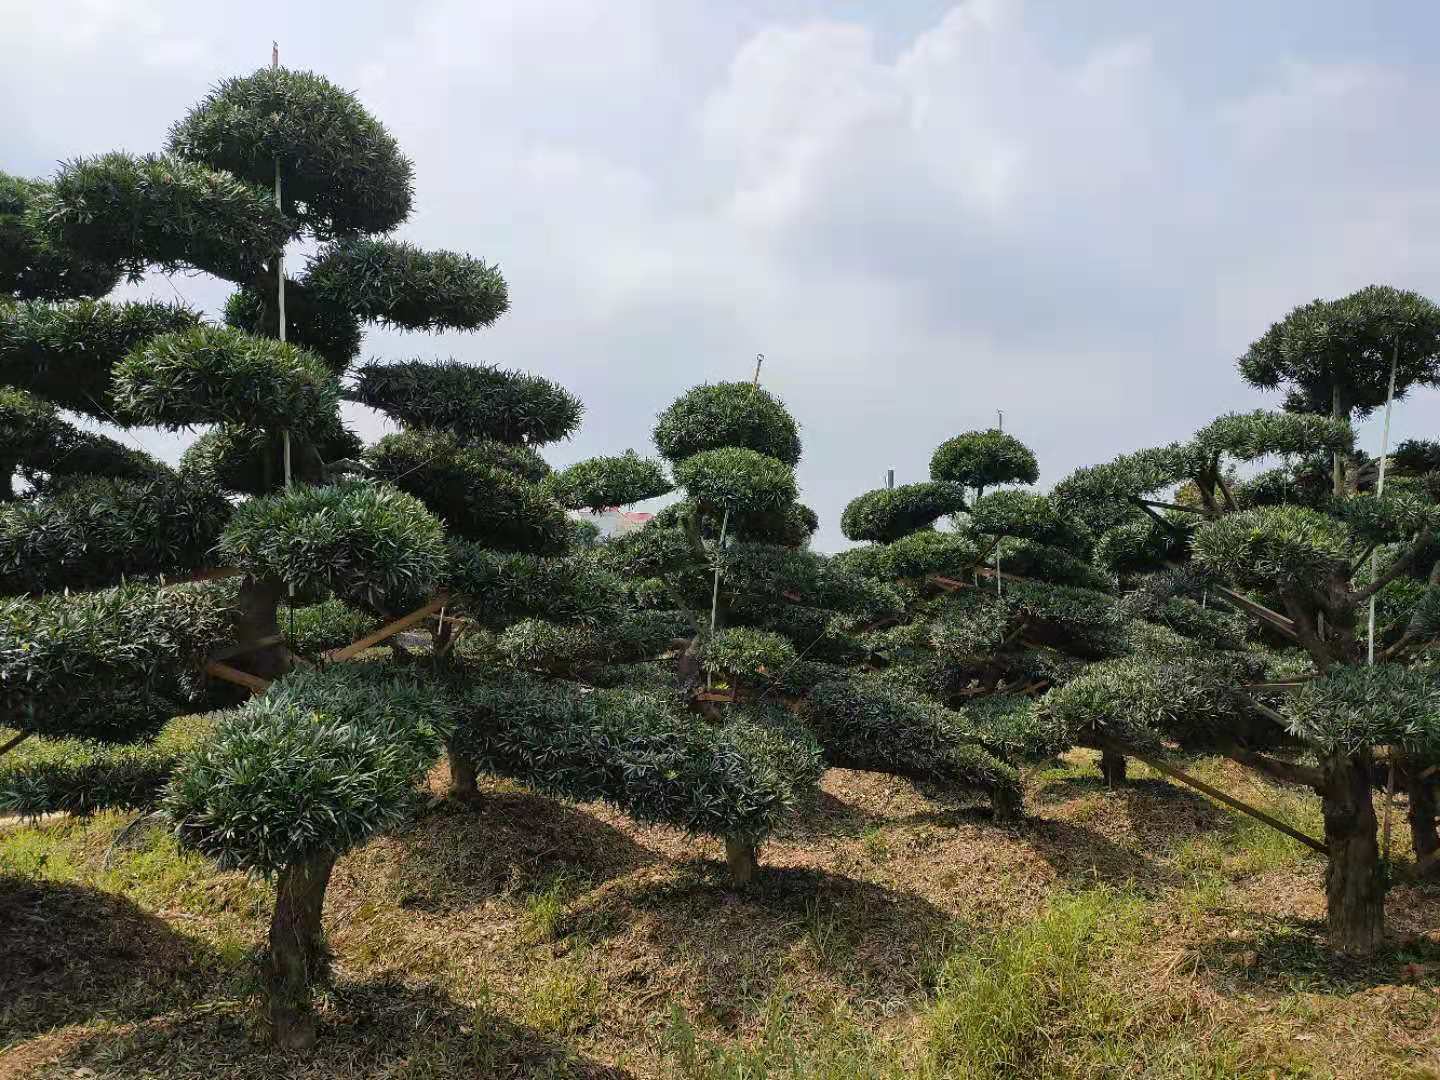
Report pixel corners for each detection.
[6,0,1439,549]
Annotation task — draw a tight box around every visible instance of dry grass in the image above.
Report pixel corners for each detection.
[2,750,1439,1078]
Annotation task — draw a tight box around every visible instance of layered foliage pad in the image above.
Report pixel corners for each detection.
[449,672,823,843]
[217,481,448,613]
[0,474,230,595]
[308,239,508,332]
[0,388,164,492]
[367,430,568,554]
[167,67,414,240]
[167,667,450,876]
[41,152,291,282]
[114,325,339,431]
[1284,665,1440,755]
[699,628,798,685]
[966,490,1092,555]
[806,673,1020,799]
[180,417,364,497]
[1,580,238,741]
[841,482,968,544]
[930,429,1039,491]
[224,278,362,374]
[673,447,798,514]
[0,299,200,417]
[1,172,121,300]
[281,598,380,658]
[354,360,579,445]
[547,451,671,511]
[653,382,802,466]
[1192,506,1352,591]
[448,544,626,628]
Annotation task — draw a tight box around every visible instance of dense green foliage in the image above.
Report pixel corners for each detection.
[0,171,120,300]
[841,482,968,544]
[547,451,671,511]
[354,360,579,444]
[653,382,802,466]
[673,447,798,514]
[308,239,509,331]
[931,429,1039,491]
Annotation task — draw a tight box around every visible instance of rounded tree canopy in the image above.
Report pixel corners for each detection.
[179,416,363,497]
[224,277,362,375]
[307,239,508,332]
[0,473,230,595]
[834,529,981,581]
[41,153,291,283]
[1,172,120,300]
[672,447,798,514]
[365,431,569,554]
[217,480,448,613]
[699,627,798,684]
[1192,410,1354,462]
[1239,285,1440,417]
[1286,665,1440,756]
[965,490,1091,555]
[651,498,820,547]
[653,382,801,466]
[114,325,340,432]
[1051,443,1196,533]
[353,359,580,446]
[0,299,200,418]
[447,544,626,629]
[840,481,967,544]
[547,451,672,511]
[930,429,1039,490]
[1191,505,1351,592]
[167,67,414,240]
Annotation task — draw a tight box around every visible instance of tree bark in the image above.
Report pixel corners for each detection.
[234,575,293,680]
[1100,748,1127,788]
[1405,759,1439,878]
[268,852,336,1049]
[990,784,1022,823]
[725,837,758,886]
[447,744,480,802]
[1321,751,1385,956]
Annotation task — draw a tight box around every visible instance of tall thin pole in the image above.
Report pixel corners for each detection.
[995,409,1004,596]
[710,354,764,643]
[272,43,291,491]
[1371,338,1399,863]
[886,469,894,490]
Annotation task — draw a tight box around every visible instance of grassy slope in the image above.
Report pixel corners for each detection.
[2,749,1439,1079]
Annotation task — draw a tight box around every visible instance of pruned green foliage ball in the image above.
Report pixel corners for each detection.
[114,325,339,431]
[700,627,798,684]
[308,239,508,331]
[366,430,568,553]
[1285,665,1440,755]
[450,674,820,842]
[1193,410,1354,462]
[1052,444,1195,533]
[599,524,693,579]
[1192,506,1351,591]
[1,580,238,741]
[0,387,164,489]
[1,171,121,300]
[841,482,968,544]
[166,695,425,877]
[448,544,627,628]
[1093,516,1190,576]
[224,278,362,374]
[994,538,1111,591]
[716,543,904,622]
[930,429,1039,491]
[547,452,671,511]
[167,66,414,239]
[966,490,1091,555]
[654,382,801,466]
[0,300,199,418]
[281,598,378,658]
[354,359,579,445]
[0,474,230,595]
[673,447,797,514]
[180,416,363,497]
[807,673,1019,798]
[651,499,820,547]
[40,152,291,282]
[217,481,448,612]
[834,531,980,581]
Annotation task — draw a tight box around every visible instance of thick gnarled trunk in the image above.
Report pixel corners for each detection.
[268,852,336,1048]
[447,744,480,802]
[236,575,292,680]
[990,784,1022,823]
[1405,761,1439,877]
[725,837,758,886]
[1100,748,1127,788]
[1321,751,1385,956]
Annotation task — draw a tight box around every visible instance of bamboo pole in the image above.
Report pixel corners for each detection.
[326,595,450,661]
[1117,745,1328,855]
[205,660,273,694]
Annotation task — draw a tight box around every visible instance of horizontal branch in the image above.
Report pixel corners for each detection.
[1211,586,1300,642]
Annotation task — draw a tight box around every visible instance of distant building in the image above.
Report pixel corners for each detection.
[573,506,654,539]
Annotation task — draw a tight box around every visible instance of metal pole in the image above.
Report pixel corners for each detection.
[1368,341,1397,664]
[995,408,1004,595]
[886,469,894,490]
[272,43,291,492]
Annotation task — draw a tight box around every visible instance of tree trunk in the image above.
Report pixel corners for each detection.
[990,784,1022,823]
[1332,385,1347,497]
[1321,751,1385,956]
[724,837,758,887]
[1406,761,1439,878]
[1100,748,1127,788]
[447,744,480,802]
[235,575,292,680]
[268,852,336,1049]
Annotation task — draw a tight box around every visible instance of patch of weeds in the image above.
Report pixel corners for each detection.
[521,962,601,1036]
[0,826,81,879]
[860,826,890,862]
[800,898,849,969]
[520,871,588,945]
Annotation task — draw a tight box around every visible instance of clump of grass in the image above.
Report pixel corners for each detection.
[520,963,601,1035]
[519,872,585,945]
[860,826,890,861]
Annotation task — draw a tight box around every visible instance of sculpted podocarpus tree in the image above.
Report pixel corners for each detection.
[1049,285,1440,955]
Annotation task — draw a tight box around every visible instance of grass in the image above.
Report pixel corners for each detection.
[2,748,1439,1078]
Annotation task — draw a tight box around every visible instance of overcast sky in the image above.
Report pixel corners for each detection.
[7,0,1440,549]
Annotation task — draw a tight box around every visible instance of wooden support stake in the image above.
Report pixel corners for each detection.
[0,731,32,758]
[205,660,272,694]
[1211,586,1299,640]
[1119,744,1328,855]
[208,633,285,663]
[326,595,449,662]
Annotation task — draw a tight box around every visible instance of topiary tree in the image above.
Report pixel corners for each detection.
[1051,316,1440,955]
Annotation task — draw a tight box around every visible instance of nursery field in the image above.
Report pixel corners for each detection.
[3,740,1438,1080]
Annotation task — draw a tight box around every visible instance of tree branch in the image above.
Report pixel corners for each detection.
[1352,527,1434,604]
